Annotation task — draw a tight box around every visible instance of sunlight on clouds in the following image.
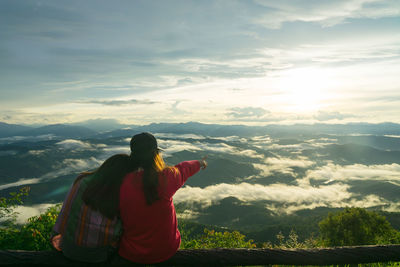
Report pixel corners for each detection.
[176,209,201,220]
[175,182,397,214]
[1,1,400,125]
[254,0,400,28]
[304,163,400,184]
[157,139,202,157]
[12,40,400,125]
[253,157,314,177]
[267,194,389,214]
[213,136,248,143]
[238,149,264,159]
[274,67,339,113]
[158,138,263,159]
[174,182,352,209]
[56,139,92,150]
[101,146,130,158]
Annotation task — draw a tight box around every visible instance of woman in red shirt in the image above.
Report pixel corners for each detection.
[118,132,207,264]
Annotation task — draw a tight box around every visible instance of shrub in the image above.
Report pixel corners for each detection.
[319,207,400,246]
[181,229,256,249]
[0,187,30,226]
[0,205,60,250]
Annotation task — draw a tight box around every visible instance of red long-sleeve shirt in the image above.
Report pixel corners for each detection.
[118,160,201,264]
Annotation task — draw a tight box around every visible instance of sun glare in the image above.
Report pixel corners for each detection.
[276,67,336,113]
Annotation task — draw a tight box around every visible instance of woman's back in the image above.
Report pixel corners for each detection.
[118,160,201,264]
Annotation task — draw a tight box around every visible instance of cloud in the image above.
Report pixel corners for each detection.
[78,99,156,106]
[13,203,56,224]
[314,110,356,121]
[58,158,102,173]
[228,107,270,119]
[250,135,273,149]
[16,157,103,188]
[170,100,191,115]
[158,139,238,154]
[154,133,206,140]
[176,209,201,220]
[266,194,391,214]
[195,142,238,154]
[304,137,338,148]
[175,182,352,209]
[253,156,314,177]
[157,139,202,157]
[28,150,47,155]
[261,137,338,153]
[56,139,92,150]
[157,137,263,159]
[0,178,41,191]
[0,156,104,192]
[175,181,398,214]
[304,163,400,185]
[238,149,264,159]
[0,134,56,144]
[212,136,248,142]
[100,146,130,159]
[385,135,400,139]
[1,1,400,126]
[254,0,400,28]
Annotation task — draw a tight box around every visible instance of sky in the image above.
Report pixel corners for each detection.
[1,0,400,125]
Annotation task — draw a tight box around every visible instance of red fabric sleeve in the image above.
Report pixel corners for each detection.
[161,160,201,199]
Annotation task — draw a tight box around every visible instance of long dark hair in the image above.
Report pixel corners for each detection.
[81,133,171,218]
[130,149,169,205]
[129,132,174,205]
[81,154,132,219]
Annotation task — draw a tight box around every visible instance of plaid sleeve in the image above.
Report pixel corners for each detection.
[53,177,83,235]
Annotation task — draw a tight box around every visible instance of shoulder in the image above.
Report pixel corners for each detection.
[161,166,179,177]
[121,170,143,187]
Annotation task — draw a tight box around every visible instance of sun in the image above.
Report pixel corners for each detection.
[276,67,335,113]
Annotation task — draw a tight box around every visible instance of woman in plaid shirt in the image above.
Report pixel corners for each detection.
[51,153,129,262]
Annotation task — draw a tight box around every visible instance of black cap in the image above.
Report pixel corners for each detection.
[130,132,159,153]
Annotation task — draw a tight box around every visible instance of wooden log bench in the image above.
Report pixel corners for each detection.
[1,245,400,266]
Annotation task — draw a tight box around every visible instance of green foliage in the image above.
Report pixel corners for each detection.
[0,187,60,250]
[0,205,60,250]
[319,207,400,246]
[181,228,256,249]
[273,229,319,249]
[0,187,30,225]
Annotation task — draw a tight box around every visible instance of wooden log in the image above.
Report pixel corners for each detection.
[1,245,400,266]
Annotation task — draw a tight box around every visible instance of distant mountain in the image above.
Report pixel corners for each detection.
[336,135,400,151]
[94,127,139,138]
[0,122,32,137]
[71,118,128,132]
[303,143,400,165]
[18,124,97,138]
[266,122,400,137]
[3,121,400,140]
[130,122,400,138]
[87,121,400,140]
[126,122,269,137]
